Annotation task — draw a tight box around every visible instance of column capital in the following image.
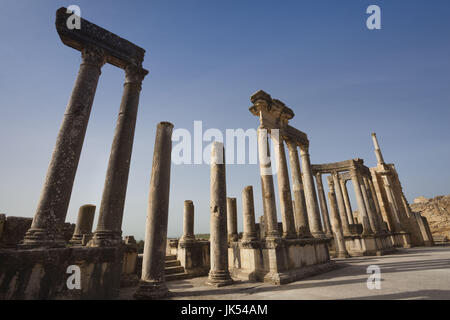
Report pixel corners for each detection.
[125,64,149,86]
[81,46,106,68]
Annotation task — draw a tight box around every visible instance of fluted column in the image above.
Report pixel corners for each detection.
[299,145,324,238]
[286,141,311,238]
[134,122,173,299]
[257,127,279,239]
[180,200,195,242]
[272,135,296,239]
[327,178,349,258]
[242,186,258,241]
[23,47,106,247]
[314,173,332,237]
[92,64,148,246]
[367,178,387,232]
[362,175,382,234]
[206,142,233,287]
[340,179,354,224]
[70,204,96,245]
[332,172,351,236]
[360,175,380,234]
[227,197,238,242]
[350,168,373,235]
[382,175,404,232]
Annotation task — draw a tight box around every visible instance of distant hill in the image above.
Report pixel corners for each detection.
[411,195,450,240]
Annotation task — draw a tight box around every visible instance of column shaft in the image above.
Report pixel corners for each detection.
[227,197,238,242]
[363,176,381,233]
[315,173,332,237]
[92,65,147,246]
[70,204,96,245]
[286,141,311,238]
[350,169,373,235]
[300,146,324,237]
[332,173,351,236]
[134,122,173,299]
[181,200,195,241]
[23,47,105,247]
[360,176,380,234]
[242,186,257,241]
[340,179,354,224]
[207,142,233,287]
[272,135,296,238]
[328,189,349,258]
[257,127,279,239]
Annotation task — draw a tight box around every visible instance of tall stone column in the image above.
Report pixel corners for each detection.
[206,142,233,287]
[340,179,354,224]
[360,175,381,234]
[314,173,332,237]
[242,186,258,241]
[382,175,404,232]
[368,178,387,232]
[92,64,148,246]
[23,47,106,247]
[180,200,195,242]
[299,145,325,238]
[134,122,173,299]
[327,179,349,258]
[350,168,373,235]
[272,135,296,239]
[286,141,311,238]
[70,204,96,245]
[227,197,238,242]
[257,127,279,239]
[332,172,351,236]
[371,133,385,165]
[363,176,382,233]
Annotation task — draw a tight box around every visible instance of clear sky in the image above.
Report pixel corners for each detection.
[0,0,449,240]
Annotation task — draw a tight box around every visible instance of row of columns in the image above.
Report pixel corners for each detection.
[256,127,325,240]
[23,46,148,248]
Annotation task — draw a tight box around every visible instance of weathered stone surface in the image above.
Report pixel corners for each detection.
[70,205,96,245]
[227,197,238,242]
[411,195,450,240]
[0,216,32,248]
[180,200,195,242]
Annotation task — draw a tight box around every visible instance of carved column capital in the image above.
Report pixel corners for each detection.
[81,46,106,68]
[125,64,148,87]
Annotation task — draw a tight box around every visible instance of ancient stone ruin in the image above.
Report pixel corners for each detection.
[0,8,435,300]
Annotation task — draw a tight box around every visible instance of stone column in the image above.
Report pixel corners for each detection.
[360,175,381,234]
[227,197,238,242]
[22,47,106,247]
[368,178,387,232]
[286,141,311,238]
[299,145,325,238]
[242,186,258,241]
[257,127,279,239]
[371,133,385,165]
[340,179,354,224]
[92,64,148,246]
[327,179,349,258]
[272,135,296,239]
[70,204,96,245]
[134,122,173,299]
[180,200,195,242]
[314,173,332,237]
[363,175,382,234]
[332,172,351,236]
[382,175,404,232]
[206,142,233,287]
[350,168,373,235]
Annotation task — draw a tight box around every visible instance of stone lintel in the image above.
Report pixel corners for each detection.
[56,7,146,69]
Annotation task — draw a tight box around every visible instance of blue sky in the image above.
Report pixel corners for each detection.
[0,0,449,240]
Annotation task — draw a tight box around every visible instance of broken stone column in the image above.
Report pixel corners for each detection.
[350,168,373,235]
[327,178,349,258]
[332,173,351,236]
[227,197,238,242]
[257,127,280,239]
[70,204,96,245]
[272,135,296,239]
[315,173,333,237]
[22,47,106,247]
[92,65,148,246]
[134,122,173,299]
[286,141,311,238]
[242,186,258,242]
[180,200,195,242]
[206,142,233,287]
[371,133,385,165]
[340,179,355,224]
[299,145,324,238]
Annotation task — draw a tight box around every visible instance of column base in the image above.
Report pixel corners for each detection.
[206,270,233,287]
[20,228,66,248]
[89,230,122,247]
[133,279,169,300]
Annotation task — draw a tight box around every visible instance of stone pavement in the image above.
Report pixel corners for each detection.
[120,246,450,299]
